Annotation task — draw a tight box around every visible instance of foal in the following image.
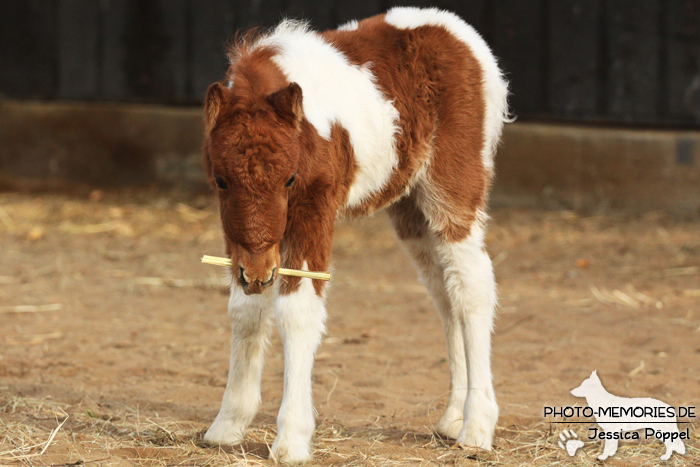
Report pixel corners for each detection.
[202,7,509,463]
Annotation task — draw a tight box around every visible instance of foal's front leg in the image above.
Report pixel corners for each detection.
[271,269,327,464]
[204,285,274,445]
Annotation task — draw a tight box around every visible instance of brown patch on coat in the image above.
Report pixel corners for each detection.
[386,189,429,240]
[279,123,355,296]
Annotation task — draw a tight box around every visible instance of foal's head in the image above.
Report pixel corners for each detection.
[203,79,304,294]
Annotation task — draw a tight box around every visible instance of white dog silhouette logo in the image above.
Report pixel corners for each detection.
[571,370,686,461]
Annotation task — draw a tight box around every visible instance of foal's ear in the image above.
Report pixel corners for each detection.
[205,82,225,130]
[268,82,303,126]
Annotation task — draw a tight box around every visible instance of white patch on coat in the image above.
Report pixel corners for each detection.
[272,261,327,463]
[384,7,510,171]
[251,21,401,209]
[337,19,358,31]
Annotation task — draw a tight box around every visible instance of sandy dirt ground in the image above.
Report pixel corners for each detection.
[0,190,698,466]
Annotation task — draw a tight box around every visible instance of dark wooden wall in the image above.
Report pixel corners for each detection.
[1,0,699,126]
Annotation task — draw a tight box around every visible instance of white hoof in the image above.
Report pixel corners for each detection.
[456,397,497,450]
[457,421,494,450]
[270,437,312,464]
[435,408,463,440]
[203,417,246,446]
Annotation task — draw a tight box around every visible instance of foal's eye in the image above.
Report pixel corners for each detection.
[285,173,296,188]
[214,175,228,190]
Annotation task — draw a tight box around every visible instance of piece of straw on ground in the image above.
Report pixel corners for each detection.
[201,255,330,281]
[0,303,63,314]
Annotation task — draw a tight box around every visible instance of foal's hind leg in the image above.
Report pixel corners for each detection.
[388,198,469,440]
[433,220,498,450]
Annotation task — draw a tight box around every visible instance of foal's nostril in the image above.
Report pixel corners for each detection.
[263,267,277,286]
[239,266,248,286]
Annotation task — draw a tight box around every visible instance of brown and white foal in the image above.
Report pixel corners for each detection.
[202,7,509,464]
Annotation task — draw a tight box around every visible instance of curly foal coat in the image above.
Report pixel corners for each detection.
[201,7,509,463]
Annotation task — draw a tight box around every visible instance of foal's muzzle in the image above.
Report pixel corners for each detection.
[239,266,277,294]
[228,241,280,294]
